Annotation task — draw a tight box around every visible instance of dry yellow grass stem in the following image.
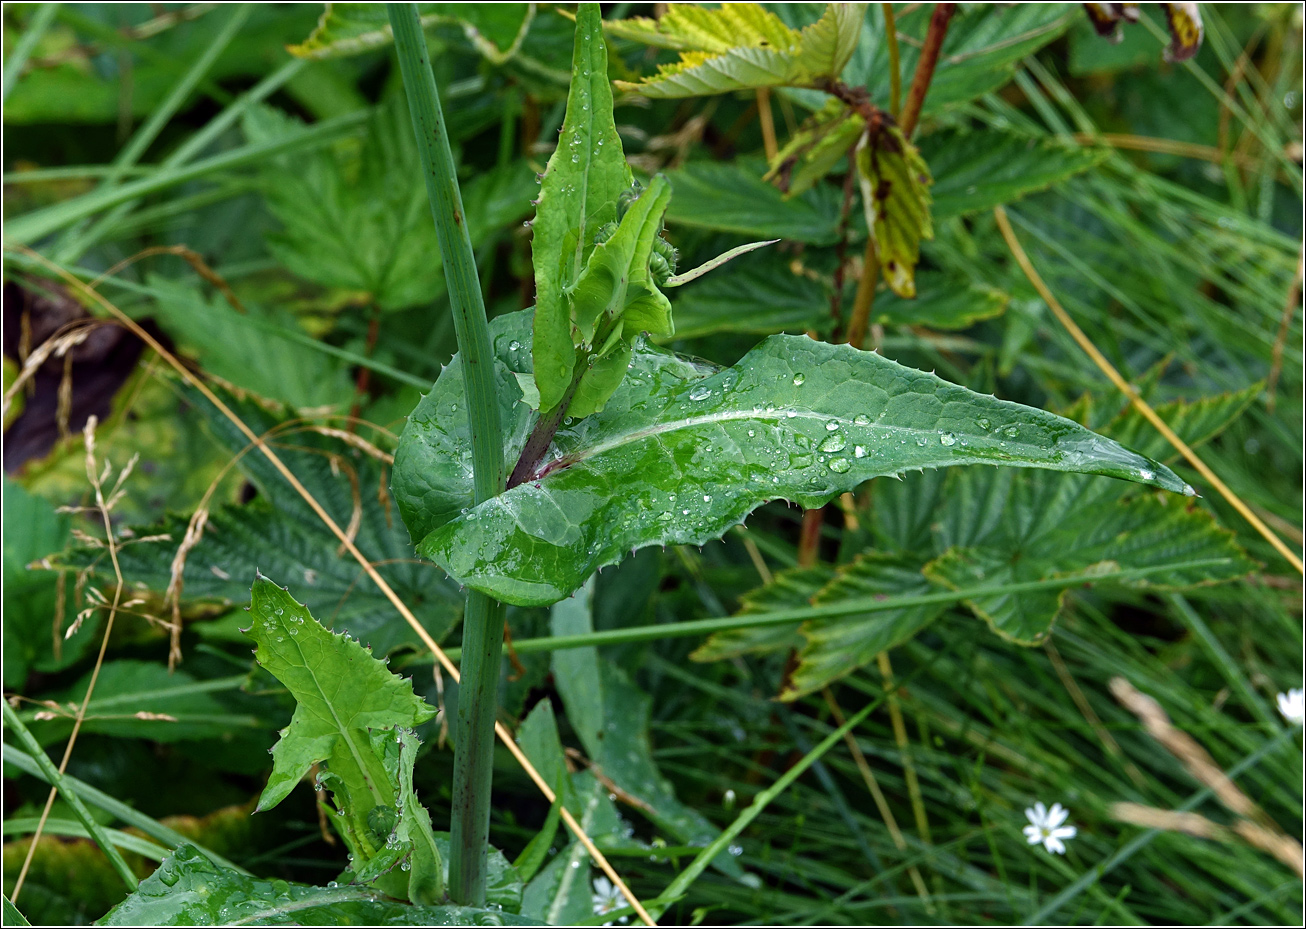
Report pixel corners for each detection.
[21,246,655,927]
[1109,678,1304,877]
[11,418,132,903]
[993,205,1303,575]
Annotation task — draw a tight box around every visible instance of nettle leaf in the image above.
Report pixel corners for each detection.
[393,309,1188,606]
[99,845,540,926]
[666,158,845,245]
[856,119,933,299]
[244,576,434,868]
[52,385,463,657]
[247,103,535,313]
[530,3,633,414]
[610,3,865,98]
[925,466,1254,644]
[289,3,534,64]
[925,128,1109,221]
[786,553,941,700]
[690,564,832,662]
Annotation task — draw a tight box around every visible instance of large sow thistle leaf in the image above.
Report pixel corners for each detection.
[289,3,534,64]
[393,310,1189,607]
[609,3,866,98]
[98,845,539,926]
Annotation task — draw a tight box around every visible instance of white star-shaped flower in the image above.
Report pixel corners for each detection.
[1277,688,1304,726]
[591,875,628,926]
[1024,801,1077,855]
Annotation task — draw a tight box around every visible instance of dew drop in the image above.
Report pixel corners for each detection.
[854,414,870,425]
[688,384,712,402]
[854,445,867,458]
[828,458,851,473]
[1138,468,1154,481]
[703,494,712,502]
[940,433,957,446]
[825,421,840,431]
[747,429,755,437]
[508,340,521,351]
[792,373,806,386]
[915,436,928,447]
[819,433,846,453]
[977,417,991,430]
[1003,425,1019,438]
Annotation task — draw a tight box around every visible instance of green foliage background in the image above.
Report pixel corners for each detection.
[2,3,1302,926]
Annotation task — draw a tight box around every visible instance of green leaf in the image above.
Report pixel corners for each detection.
[394,308,1188,606]
[665,158,845,245]
[53,385,464,658]
[924,129,1109,221]
[142,275,354,408]
[766,98,866,198]
[690,565,832,662]
[563,176,675,418]
[97,845,541,926]
[244,577,434,858]
[856,120,933,298]
[3,896,31,927]
[925,468,1255,644]
[512,793,562,885]
[549,581,743,878]
[3,478,90,689]
[247,103,536,313]
[289,3,535,64]
[395,730,444,905]
[785,553,942,699]
[610,3,865,98]
[531,3,633,414]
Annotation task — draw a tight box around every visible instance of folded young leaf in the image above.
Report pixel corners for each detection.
[244,577,435,863]
[856,119,933,298]
[393,309,1190,606]
[532,3,633,414]
[766,98,865,198]
[289,3,534,64]
[611,3,866,98]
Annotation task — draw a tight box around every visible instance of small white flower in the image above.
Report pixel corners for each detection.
[591,875,628,926]
[1024,801,1077,855]
[1277,688,1305,726]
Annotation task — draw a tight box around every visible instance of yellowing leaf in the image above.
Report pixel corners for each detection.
[766,98,865,197]
[611,3,867,98]
[855,118,934,298]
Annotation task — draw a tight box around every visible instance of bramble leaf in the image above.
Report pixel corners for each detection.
[766,98,865,198]
[610,3,866,98]
[856,120,933,298]
[690,565,832,662]
[289,3,534,64]
[393,309,1190,606]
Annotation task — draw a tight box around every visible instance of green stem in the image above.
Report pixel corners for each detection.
[2,702,138,892]
[432,558,1232,662]
[2,3,60,103]
[388,3,506,907]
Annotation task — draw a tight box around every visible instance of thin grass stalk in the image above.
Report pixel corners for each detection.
[434,557,1234,661]
[1,703,138,891]
[2,3,60,102]
[387,3,507,907]
[54,3,254,261]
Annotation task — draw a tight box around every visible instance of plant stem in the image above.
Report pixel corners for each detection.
[844,240,881,350]
[2,3,60,103]
[882,3,901,118]
[899,3,955,138]
[389,3,507,907]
